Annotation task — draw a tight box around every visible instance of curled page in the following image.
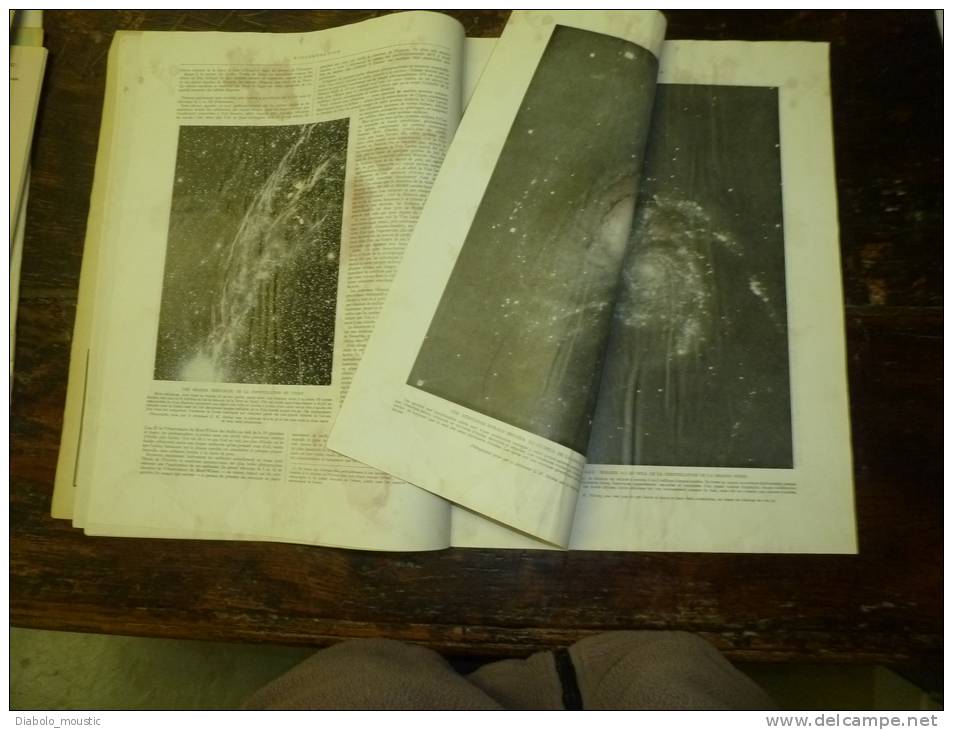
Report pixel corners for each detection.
[329,10,667,547]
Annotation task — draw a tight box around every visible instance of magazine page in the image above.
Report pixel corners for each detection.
[71,11,466,550]
[53,28,499,522]
[329,10,667,547]
[452,40,857,554]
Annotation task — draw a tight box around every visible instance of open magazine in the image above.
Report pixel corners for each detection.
[328,11,856,552]
[54,10,855,554]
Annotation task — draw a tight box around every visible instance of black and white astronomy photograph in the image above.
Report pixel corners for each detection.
[153,119,349,386]
[586,83,793,469]
[408,25,659,454]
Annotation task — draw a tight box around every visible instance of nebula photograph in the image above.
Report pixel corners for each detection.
[408,25,659,454]
[586,83,793,468]
[153,119,349,386]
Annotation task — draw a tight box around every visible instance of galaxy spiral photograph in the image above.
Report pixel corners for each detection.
[153,119,349,386]
[408,25,659,454]
[586,84,793,469]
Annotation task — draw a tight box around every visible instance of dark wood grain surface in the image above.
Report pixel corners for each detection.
[11,11,942,675]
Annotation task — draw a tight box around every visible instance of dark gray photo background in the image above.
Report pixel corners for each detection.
[408,25,659,454]
[154,119,348,386]
[587,83,793,468]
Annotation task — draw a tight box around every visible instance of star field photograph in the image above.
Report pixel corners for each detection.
[153,119,349,386]
[408,25,659,454]
[586,84,793,468]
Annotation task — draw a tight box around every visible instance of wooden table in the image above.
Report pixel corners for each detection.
[11,11,942,681]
